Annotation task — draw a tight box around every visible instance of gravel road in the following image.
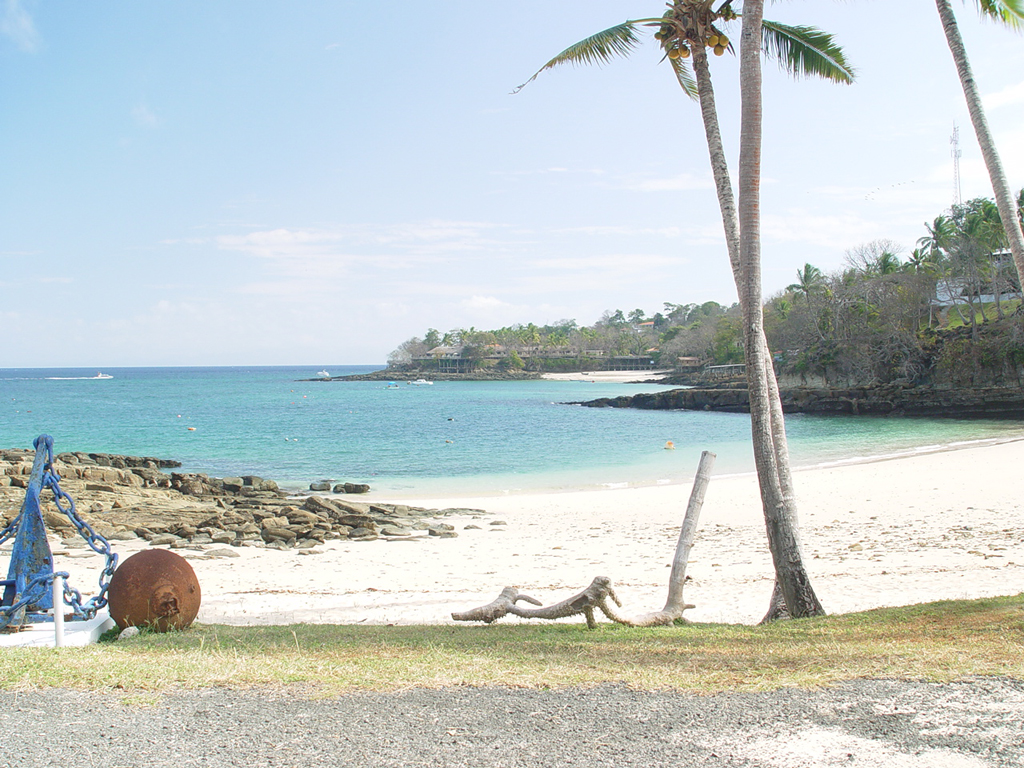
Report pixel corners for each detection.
[2,678,1022,767]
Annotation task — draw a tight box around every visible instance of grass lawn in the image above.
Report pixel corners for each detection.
[1,595,1022,694]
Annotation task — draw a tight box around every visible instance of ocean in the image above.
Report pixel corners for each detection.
[3,365,1023,497]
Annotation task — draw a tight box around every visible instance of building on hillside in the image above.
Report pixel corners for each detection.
[704,363,746,379]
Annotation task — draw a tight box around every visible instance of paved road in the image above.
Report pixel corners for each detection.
[2,678,1022,767]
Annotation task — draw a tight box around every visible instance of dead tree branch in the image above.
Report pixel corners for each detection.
[452,451,716,628]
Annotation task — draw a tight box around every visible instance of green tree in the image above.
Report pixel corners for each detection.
[787,263,824,300]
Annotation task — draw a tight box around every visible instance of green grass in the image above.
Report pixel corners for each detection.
[2,595,1022,694]
[941,298,1022,329]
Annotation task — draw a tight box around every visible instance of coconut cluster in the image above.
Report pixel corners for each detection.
[652,6,733,59]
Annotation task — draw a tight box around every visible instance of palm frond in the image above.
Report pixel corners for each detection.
[761,21,856,84]
[972,0,1024,29]
[514,22,643,93]
[669,55,700,101]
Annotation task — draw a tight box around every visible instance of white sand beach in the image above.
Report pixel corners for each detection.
[57,438,1024,627]
[541,370,671,383]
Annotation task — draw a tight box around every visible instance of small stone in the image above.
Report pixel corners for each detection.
[490,520,507,526]
[118,626,141,641]
[463,524,482,530]
[106,530,139,541]
[429,528,458,538]
[205,547,241,558]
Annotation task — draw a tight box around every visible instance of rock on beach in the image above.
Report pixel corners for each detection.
[0,448,483,553]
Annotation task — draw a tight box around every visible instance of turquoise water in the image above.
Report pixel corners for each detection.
[3,365,1023,496]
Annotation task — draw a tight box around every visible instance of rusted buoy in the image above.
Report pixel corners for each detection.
[107,549,201,631]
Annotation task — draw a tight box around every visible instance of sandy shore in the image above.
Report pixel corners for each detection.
[55,438,1024,628]
[541,369,671,383]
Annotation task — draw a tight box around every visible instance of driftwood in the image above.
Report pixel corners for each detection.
[452,451,716,628]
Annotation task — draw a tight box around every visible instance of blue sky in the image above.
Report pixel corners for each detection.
[3,1,1024,367]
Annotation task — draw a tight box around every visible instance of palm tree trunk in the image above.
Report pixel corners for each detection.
[935,0,1024,286]
[738,0,823,619]
[691,23,817,619]
[691,35,797,514]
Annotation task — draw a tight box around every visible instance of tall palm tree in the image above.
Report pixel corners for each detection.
[874,251,903,276]
[918,214,956,259]
[787,263,824,299]
[520,1,852,618]
[934,0,1024,288]
[735,0,825,619]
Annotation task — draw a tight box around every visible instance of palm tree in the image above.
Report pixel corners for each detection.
[918,214,956,260]
[874,251,903,276]
[736,0,825,620]
[520,1,852,618]
[934,0,1024,289]
[787,263,824,299]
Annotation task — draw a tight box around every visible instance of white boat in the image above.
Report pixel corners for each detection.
[317,370,330,378]
[92,372,113,379]
[411,379,433,386]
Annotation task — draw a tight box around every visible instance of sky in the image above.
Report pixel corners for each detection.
[3,1,1024,367]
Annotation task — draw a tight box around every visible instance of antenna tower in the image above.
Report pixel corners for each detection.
[951,122,962,206]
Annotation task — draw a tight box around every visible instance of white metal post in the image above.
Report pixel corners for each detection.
[52,575,64,648]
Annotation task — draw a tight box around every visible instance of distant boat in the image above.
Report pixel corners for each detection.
[411,379,433,386]
[92,372,113,379]
[317,370,330,378]
[385,382,401,389]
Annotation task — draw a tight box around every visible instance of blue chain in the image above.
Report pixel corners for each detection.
[0,438,118,625]
[41,466,118,618]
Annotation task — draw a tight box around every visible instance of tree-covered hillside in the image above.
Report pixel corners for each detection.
[389,194,1024,386]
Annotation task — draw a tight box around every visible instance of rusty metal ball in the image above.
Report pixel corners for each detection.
[107,549,201,631]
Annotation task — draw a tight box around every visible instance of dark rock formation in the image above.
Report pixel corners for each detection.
[573,385,1024,419]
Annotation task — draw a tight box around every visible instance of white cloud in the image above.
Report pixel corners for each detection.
[984,80,1024,110]
[1,0,39,52]
[528,253,689,272]
[131,104,160,128]
[553,225,684,238]
[217,221,510,265]
[622,173,714,192]
[762,210,879,251]
[461,295,510,311]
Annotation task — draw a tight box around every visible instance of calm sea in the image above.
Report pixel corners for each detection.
[2,365,1022,497]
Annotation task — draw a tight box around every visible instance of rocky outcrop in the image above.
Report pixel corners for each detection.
[573,385,1024,418]
[0,450,483,552]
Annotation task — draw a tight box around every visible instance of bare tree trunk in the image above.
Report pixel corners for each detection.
[738,0,823,618]
[935,0,1024,286]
